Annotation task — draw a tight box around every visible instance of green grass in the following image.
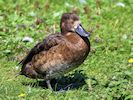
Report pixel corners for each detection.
[0,0,133,99]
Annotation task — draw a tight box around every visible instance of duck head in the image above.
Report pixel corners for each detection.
[60,13,90,37]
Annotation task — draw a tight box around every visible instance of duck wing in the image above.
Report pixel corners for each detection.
[19,33,64,67]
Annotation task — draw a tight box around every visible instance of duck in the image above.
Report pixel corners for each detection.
[19,13,90,90]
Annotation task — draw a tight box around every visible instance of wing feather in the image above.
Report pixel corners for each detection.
[19,33,63,67]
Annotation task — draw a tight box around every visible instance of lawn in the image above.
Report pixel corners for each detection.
[0,0,133,99]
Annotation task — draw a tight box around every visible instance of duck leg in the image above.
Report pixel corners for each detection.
[46,80,53,91]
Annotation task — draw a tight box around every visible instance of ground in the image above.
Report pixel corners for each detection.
[0,0,133,99]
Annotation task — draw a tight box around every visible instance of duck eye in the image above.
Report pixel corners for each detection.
[71,21,74,24]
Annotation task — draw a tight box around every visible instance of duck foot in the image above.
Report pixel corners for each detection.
[58,83,73,92]
[46,80,53,91]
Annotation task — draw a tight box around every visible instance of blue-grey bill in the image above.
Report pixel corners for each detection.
[75,25,90,37]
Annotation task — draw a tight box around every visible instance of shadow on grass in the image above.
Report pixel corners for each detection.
[22,70,89,91]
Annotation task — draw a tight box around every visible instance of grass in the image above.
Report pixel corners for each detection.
[0,0,133,99]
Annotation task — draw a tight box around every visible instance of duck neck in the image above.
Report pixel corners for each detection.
[64,32,90,48]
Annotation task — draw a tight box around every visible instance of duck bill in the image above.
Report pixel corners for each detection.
[75,24,90,37]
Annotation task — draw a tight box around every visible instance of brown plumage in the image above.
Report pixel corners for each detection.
[19,13,90,90]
